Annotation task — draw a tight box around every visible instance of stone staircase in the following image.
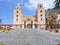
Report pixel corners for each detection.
[0,28,60,45]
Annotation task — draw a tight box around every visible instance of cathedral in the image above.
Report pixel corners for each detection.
[0,3,60,32]
[13,3,46,29]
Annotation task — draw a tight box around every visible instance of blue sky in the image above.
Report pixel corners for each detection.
[0,0,55,24]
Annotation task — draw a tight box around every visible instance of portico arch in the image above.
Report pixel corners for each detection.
[27,24,32,28]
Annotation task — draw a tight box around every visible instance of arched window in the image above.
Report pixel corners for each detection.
[40,10,42,13]
[16,15,18,17]
[16,19,18,21]
[40,6,42,7]
[17,7,19,9]
[17,11,18,13]
[41,18,42,20]
[41,14,42,16]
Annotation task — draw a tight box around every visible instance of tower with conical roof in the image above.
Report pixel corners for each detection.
[14,3,22,24]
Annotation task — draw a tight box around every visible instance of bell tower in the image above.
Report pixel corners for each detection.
[14,3,22,24]
[36,4,46,29]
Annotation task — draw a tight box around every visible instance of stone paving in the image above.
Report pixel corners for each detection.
[0,28,60,45]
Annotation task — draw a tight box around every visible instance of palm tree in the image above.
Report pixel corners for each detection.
[55,0,60,9]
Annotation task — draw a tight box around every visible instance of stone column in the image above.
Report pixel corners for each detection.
[16,25,17,29]
[3,26,5,30]
[22,21,24,28]
[26,22,27,28]
[38,24,40,28]
[22,24,24,28]
[13,25,16,29]
[32,21,35,28]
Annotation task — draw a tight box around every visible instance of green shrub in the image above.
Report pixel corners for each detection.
[45,28,48,30]
[7,27,11,31]
[55,29,59,33]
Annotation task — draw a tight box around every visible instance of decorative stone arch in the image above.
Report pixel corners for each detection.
[27,19,32,28]
[25,18,33,28]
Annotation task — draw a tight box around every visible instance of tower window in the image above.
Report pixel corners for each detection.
[17,7,19,9]
[40,10,42,12]
[17,11,18,13]
[16,19,18,21]
[40,14,42,16]
[40,6,42,7]
[41,18,42,20]
[16,15,18,17]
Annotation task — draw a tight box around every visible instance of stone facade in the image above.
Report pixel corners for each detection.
[0,3,60,32]
[13,3,46,29]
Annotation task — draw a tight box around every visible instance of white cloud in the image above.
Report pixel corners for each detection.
[24,0,55,11]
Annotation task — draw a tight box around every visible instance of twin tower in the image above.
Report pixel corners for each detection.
[13,3,46,29]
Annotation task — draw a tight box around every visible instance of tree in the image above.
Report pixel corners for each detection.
[55,0,60,9]
[0,19,2,24]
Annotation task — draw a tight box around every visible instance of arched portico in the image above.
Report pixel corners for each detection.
[23,18,36,28]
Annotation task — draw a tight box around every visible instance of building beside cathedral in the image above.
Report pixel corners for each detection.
[13,3,46,29]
